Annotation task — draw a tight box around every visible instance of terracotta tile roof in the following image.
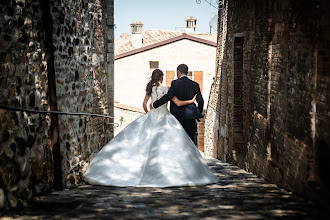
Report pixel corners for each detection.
[115,30,217,56]
[115,34,217,60]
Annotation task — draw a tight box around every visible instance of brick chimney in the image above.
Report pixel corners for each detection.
[185,16,197,33]
[130,21,143,49]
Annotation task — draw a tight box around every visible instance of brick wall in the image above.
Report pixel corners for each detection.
[197,118,205,152]
[204,3,226,158]
[207,0,330,204]
[0,0,114,210]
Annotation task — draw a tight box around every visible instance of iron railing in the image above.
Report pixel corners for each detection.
[0,105,119,127]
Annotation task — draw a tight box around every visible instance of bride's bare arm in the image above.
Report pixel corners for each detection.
[171,94,197,107]
[143,92,151,113]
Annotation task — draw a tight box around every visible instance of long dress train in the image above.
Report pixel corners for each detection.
[83,86,218,187]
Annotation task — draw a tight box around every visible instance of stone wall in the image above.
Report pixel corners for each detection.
[0,0,53,209]
[50,0,112,188]
[0,0,114,210]
[114,103,144,136]
[206,0,330,204]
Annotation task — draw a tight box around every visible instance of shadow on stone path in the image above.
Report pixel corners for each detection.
[2,158,329,219]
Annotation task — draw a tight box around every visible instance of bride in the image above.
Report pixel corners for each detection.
[83,69,218,187]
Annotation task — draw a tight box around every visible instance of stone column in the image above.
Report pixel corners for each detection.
[102,0,115,138]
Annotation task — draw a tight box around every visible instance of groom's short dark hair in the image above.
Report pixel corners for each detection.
[177,64,188,75]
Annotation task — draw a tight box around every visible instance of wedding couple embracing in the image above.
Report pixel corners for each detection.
[84,64,218,187]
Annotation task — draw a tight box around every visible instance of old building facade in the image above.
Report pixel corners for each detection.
[205,0,330,204]
[0,0,114,209]
[113,19,217,138]
[114,19,217,110]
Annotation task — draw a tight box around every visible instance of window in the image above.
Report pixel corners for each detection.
[149,61,159,71]
[187,71,193,80]
[175,71,193,80]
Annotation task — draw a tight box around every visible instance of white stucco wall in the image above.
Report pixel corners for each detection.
[114,39,216,109]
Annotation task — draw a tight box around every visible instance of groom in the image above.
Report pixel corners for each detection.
[153,64,204,143]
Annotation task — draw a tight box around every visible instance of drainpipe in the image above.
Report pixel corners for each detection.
[39,0,63,191]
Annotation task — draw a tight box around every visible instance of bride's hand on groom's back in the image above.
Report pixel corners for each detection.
[190,94,197,104]
[184,94,197,105]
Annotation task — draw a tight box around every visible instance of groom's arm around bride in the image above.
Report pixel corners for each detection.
[153,64,203,115]
[153,79,204,115]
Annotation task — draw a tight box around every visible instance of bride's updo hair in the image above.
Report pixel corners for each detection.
[146,69,164,95]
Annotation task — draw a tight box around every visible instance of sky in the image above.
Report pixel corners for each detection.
[114,0,218,39]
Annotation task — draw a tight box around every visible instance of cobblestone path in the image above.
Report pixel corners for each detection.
[3,157,328,219]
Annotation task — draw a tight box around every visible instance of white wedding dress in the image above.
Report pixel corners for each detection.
[83,86,218,187]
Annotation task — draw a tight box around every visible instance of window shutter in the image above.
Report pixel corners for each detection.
[166,71,174,87]
[194,71,203,94]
